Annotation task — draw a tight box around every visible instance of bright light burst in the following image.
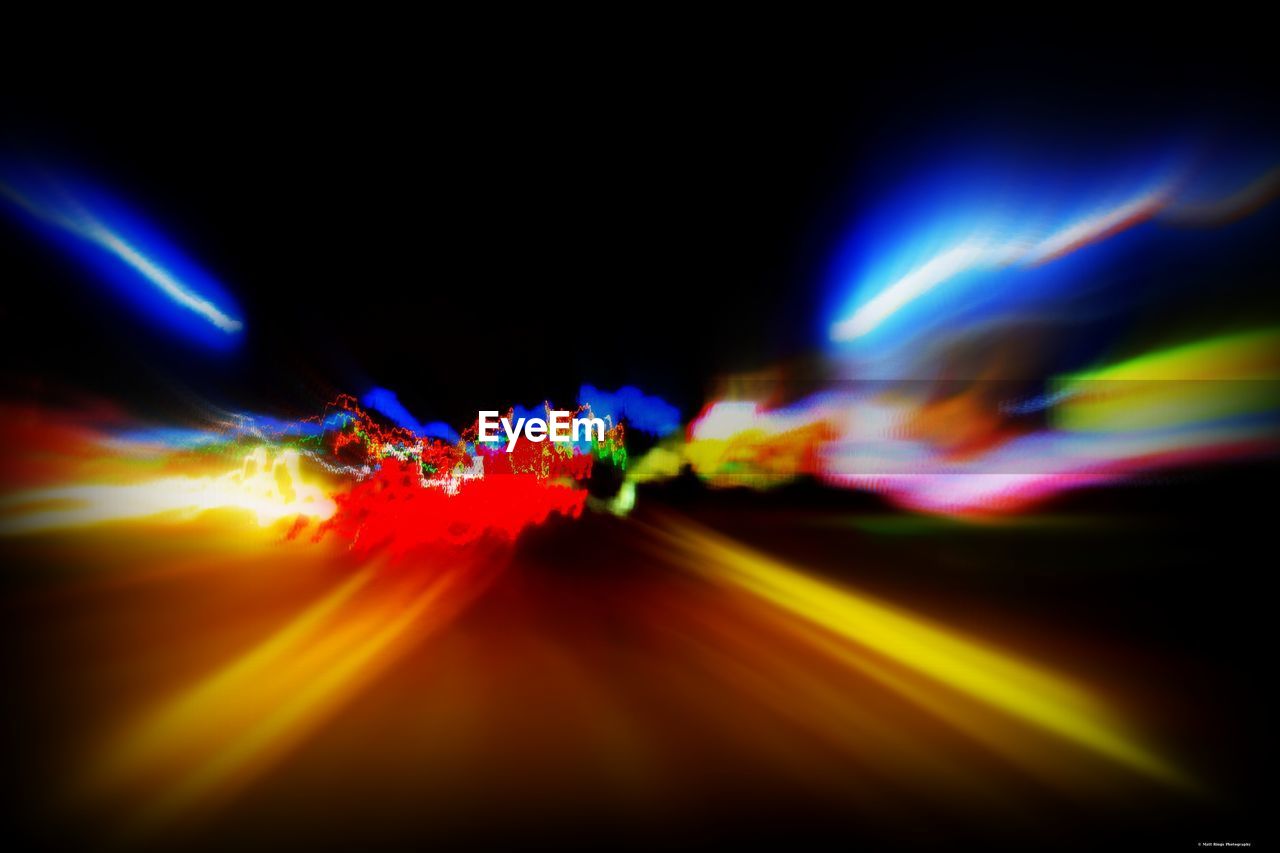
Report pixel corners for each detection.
[0,447,334,534]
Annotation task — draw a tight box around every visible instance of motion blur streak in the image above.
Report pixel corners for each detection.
[0,176,243,335]
[0,448,335,534]
[82,555,500,839]
[1022,188,1166,264]
[641,324,1280,514]
[829,183,1174,342]
[82,223,243,333]
[831,242,988,341]
[1060,327,1279,382]
[1055,328,1280,432]
[1159,165,1280,225]
[649,514,1191,789]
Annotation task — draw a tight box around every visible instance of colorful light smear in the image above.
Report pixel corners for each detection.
[0,386,634,835]
[619,152,1280,515]
[630,327,1280,514]
[0,391,630,558]
[0,393,604,833]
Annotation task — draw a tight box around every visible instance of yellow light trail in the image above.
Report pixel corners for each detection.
[79,554,495,840]
[1053,327,1280,433]
[646,513,1192,790]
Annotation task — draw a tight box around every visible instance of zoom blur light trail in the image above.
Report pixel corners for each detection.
[630,327,1280,515]
[80,543,507,840]
[0,392,628,554]
[648,513,1191,788]
[829,186,1170,342]
[0,165,244,345]
[827,157,1280,350]
[0,447,336,534]
[0,394,623,836]
[1051,327,1280,434]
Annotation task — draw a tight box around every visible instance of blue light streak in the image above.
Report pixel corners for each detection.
[0,165,244,346]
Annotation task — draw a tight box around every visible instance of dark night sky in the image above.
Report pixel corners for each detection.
[2,33,1276,425]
